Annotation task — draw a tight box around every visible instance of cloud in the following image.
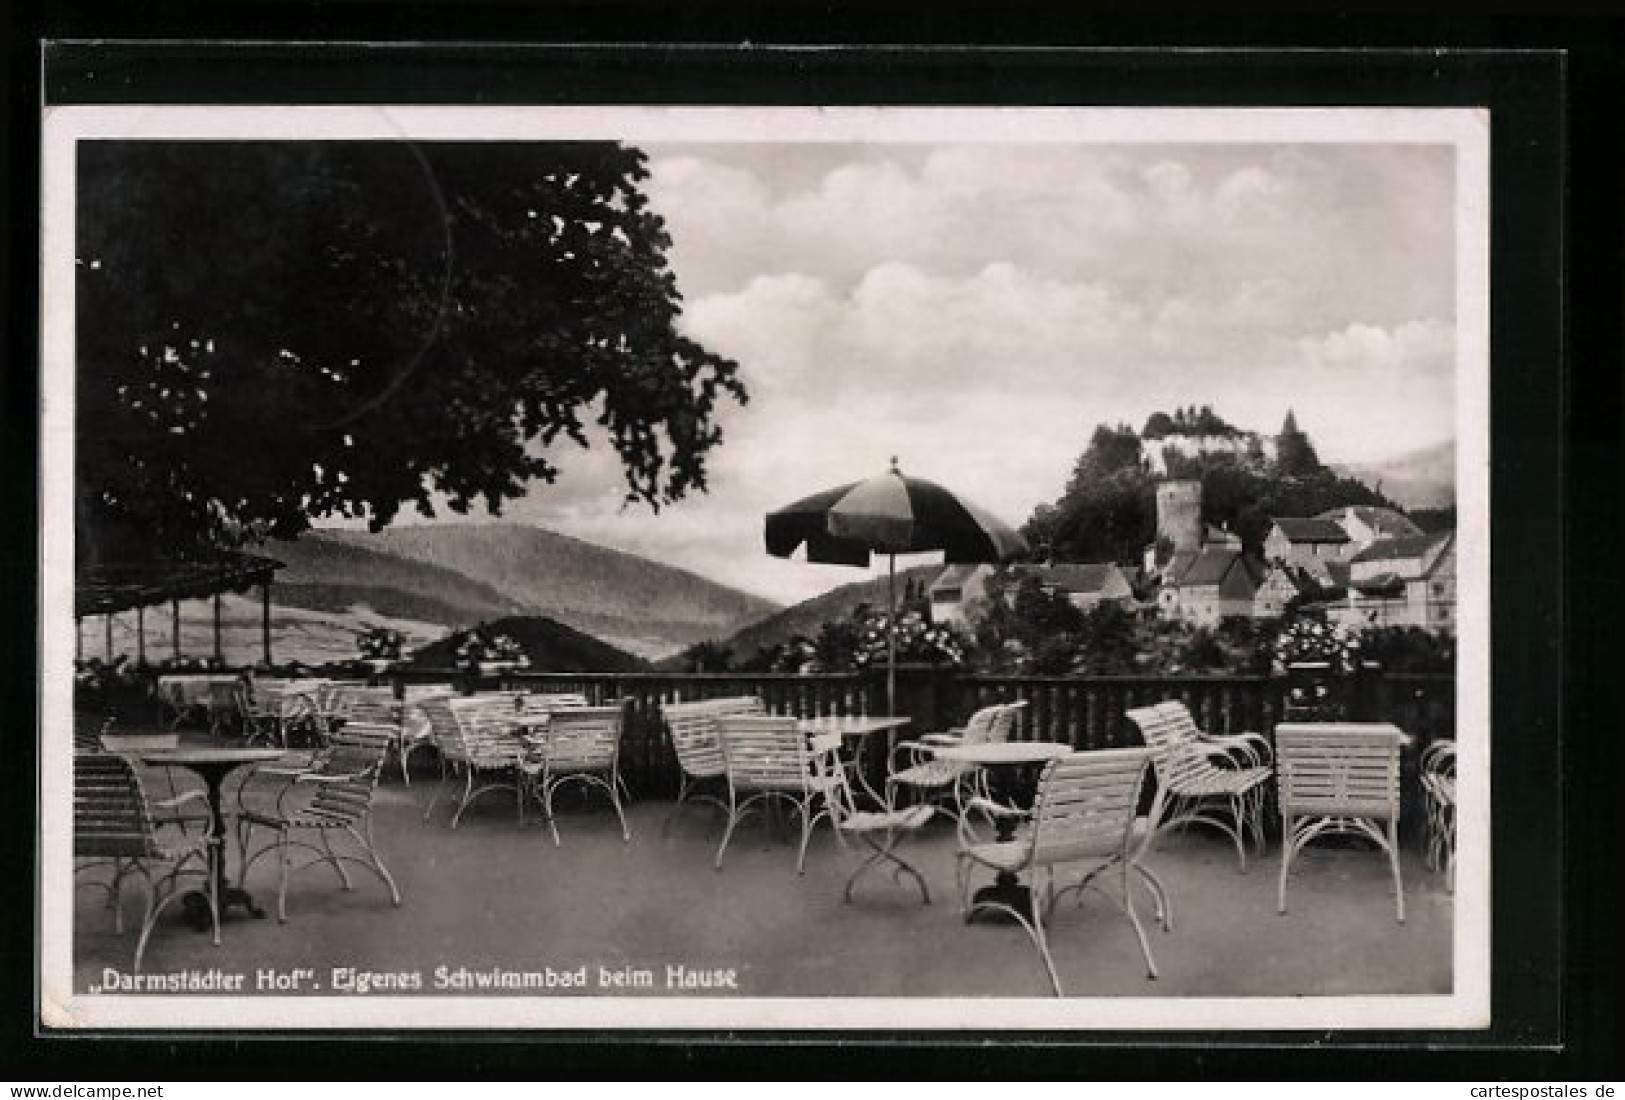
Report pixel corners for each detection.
[385,140,1463,605]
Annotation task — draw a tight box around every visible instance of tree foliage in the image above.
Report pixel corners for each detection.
[77,141,746,560]
[1030,408,1401,563]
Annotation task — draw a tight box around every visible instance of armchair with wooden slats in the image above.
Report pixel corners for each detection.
[1275,722,1409,923]
[417,695,531,827]
[520,703,631,846]
[714,715,839,874]
[236,725,402,922]
[659,696,766,836]
[886,701,1025,813]
[74,752,217,971]
[1125,701,1272,871]
[954,748,1161,995]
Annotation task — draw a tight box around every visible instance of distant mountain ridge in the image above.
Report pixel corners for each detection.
[1332,440,1455,510]
[696,564,942,668]
[283,524,779,659]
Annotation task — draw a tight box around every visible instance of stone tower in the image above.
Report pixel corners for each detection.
[1156,478,1203,556]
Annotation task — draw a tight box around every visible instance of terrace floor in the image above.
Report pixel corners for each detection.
[72,745,1454,1005]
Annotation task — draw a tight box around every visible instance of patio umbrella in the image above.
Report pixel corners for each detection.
[765,458,1028,712]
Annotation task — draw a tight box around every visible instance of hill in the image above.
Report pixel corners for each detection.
[696,565,942,668]
[1332,440,1455,510]
[409,615,648,674]
[310,524,780,660]
[269,533,528,626]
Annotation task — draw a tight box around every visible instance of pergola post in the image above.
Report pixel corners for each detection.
[172,600,182,661]
[261,581,273,668]
[212,593,223,666]
[135,605,146,666]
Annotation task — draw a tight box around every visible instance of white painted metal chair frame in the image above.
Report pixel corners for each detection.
[74,752,218,972]
[521,703,631,846]
[418,695,531,827]
[1420,738,1456,892]
[1125,701,1272,872]
[817,731,936,904]
[236,729,402,923]
[953,748,1161,996]
[659,696,766,836]
[714,715,839,874]
[1275,725,1407,923]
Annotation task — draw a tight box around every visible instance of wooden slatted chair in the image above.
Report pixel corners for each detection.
[714,715,839,874]
[236,724,402,922]
[659,696,766,836]
[886,701,1025,813]
[74,752,217,971]
[397,684,456,781]
[1420,738,1457,893]
[954,748,1159,995]
[418,695,531,827]
[520,703,631,846]
[1275,723,1408,923]
[239,677,324,748]
[1125,701,1273,871]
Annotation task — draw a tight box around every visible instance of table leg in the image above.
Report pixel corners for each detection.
[966,764,1041,924]
[181,768,265,929]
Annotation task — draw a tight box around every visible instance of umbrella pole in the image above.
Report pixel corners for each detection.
[887,553,897,715]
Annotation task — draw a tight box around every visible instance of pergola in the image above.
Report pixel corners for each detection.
[74,550,285,667]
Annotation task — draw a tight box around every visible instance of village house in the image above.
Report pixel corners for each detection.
[927,563,994,628]
[1264,516,1352,567]
[1163,548,1264,626]
[1342,530,1457,633]
[1253,562,1311,619]
[1027,563,1136,612]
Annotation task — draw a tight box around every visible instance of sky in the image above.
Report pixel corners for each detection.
[418,140,1461,606]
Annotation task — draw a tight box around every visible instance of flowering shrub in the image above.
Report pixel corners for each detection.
[853,610,967,668]
[1272,613,1362,675]
[453,629,530,671]
[356,626,404,661]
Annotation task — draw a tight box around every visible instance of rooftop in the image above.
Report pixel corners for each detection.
[1270,517,1350,543]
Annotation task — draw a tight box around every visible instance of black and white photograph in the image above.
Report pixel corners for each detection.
[40,102,1489,1031]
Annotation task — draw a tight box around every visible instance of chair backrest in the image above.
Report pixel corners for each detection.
[515,692,591,722]
[1275,726,1402,821]
[335,686,405,729]
[1125,701,1213,788]
[315,680,368,715]
[1029,748,1151,865]
[328,719,401,766]
[539,704,626,772]
[74,753,163,859]
[418,695,523,764]
[661,696,766,779]
[959,704,1006,747]
[717,715,817,792]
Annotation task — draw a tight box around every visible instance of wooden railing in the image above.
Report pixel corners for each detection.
[386,666,1455,801]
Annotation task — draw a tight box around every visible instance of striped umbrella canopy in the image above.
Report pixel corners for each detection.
[765,459,1028,710]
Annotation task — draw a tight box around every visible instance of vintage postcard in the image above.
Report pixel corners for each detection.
[40,102,1489,1031]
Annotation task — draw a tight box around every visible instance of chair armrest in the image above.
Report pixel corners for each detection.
[1198,732,1271,768]
[293,769,368,785]
[919,730,966,746]
[153,790,210,812]
[964,795,1027,819]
